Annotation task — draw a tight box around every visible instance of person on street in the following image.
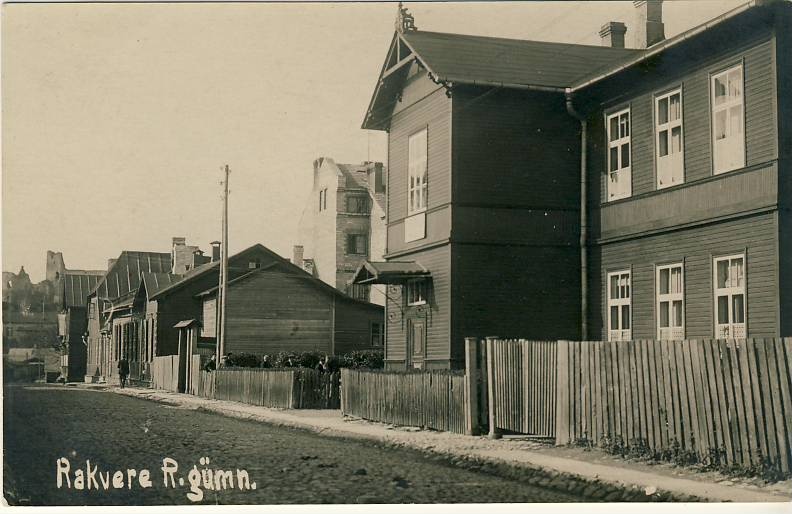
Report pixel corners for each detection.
[204,355,217,372]
[118,357,130,388]
[261,355,271,369]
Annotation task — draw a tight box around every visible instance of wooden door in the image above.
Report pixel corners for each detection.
[407,319,425,369]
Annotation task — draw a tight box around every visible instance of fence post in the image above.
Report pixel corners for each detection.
[464,337,480,436]
[486,336,501,439]
[555,340,570,445]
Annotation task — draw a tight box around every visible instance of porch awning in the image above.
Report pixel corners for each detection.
[351,261,431,285]
[173,319,198,329]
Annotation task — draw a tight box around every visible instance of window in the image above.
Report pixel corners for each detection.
[346,195,370,214]
[405,279,427,306]
[656,89,684,188]
[347,283,370,302]
[607,108,631,201]
[607,270,631,341]
[248,258,262,269]
[408,128,428,214]
[88,301,96,319]
[319,188,328,211]
[346,234,368,255]
[657,263,684,340]
[370,322,384,347]
[714,254,746,338]
[711,65,745,174]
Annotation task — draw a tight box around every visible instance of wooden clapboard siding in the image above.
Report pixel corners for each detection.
[556,338,792,473]
[386,74,451,248]
[585,20,777,206]
[385,244,450,367]
[451,87,580,210]
[220,269,382,356]
[452,244,580,354]
[333,297,384,355]
[590,212,779,340]
[778,8,792,338]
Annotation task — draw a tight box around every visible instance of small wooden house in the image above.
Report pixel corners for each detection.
[197,262,384,357]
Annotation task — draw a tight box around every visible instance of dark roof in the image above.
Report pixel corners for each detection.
[195,261,383,309]
[141,272,182,299]
[403,30,638,90]
[90,251,171,299]
[150,243,294,300]
[363,30,638,130]
[62,272,102,308]
[351,261,431,285]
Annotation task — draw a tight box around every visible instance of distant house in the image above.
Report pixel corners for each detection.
[85,250,172,382]
[353,1,792,370]
[296,157,387,305]
[149,243,384,362]
[196,262,385,358]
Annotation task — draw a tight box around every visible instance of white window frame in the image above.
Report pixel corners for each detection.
[656,263,684,340]
[405,279,427,306]
[713,253,746,339]
[711,64,745,175]
[655,88,684,189]
[407,128,428,215]
[607,270,632,342]
[606,108,631,201]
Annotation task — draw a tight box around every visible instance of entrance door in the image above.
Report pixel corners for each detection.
[407,319,425,369]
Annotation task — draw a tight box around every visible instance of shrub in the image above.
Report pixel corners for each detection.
[221,349,384,370]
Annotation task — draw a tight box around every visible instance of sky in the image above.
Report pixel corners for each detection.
[2,0,746,282]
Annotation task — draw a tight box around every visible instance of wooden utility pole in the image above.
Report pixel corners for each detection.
[216,165,230,365]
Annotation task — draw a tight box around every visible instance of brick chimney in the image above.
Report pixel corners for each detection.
[293,245,304,269]
[210,241,221,262]
[599,21,627,49]
[633,0,664,49]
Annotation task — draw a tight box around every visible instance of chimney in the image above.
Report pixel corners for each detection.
[107,258,117,270]
[599,21,627,49]
[172,236,186,247]
[633,0,664,49]
[293,245,304,269]
[210,241,221,262]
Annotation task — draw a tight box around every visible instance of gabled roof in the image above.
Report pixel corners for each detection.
[149,243,295,300]
[90,251,171,299]
[351,260,430,285]
[194,263,383,309]
[141,272,182,299]
[62,272,102,308]
[363,30,638,130]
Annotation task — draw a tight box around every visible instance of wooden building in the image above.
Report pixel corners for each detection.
[197,262,384,357]
[354,1,792,370]
[149,243,384,362]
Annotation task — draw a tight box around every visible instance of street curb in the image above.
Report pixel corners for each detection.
[109,387,790,503]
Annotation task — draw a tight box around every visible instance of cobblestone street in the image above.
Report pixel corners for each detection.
[3,384,583,505]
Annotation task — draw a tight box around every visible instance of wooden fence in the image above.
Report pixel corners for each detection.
[488,339,557,437]
[340,368,467,434]
[187,367,340,409]
[556,338,792,472]
[150,355,180,392]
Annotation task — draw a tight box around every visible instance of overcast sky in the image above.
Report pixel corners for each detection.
[2,1,745,281]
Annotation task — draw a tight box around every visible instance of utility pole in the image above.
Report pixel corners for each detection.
[216,165,230,365]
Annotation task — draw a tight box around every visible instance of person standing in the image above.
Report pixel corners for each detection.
[118,357,130,388]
